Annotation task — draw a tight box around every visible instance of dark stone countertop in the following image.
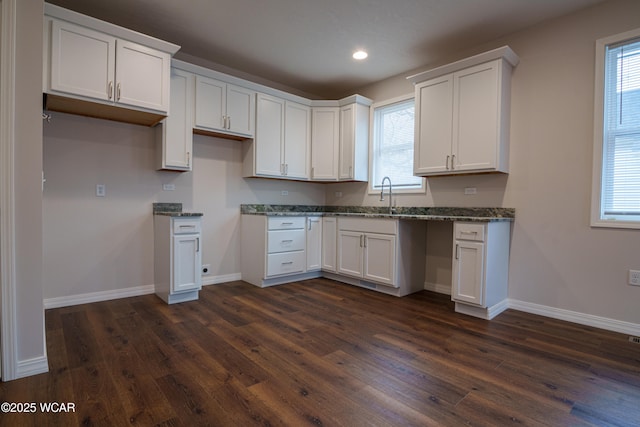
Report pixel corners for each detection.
[153,202,203,217]
[240,204,514,222]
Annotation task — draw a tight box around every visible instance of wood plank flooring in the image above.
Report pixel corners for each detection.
[1,278,639,426]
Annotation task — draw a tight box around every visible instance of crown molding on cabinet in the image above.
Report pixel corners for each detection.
[406,45,519,85]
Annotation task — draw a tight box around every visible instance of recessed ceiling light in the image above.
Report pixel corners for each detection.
[353,50,368,60]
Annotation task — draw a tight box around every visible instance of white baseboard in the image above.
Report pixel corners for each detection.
[43,284,155,309]
[16,355,49,379]
[508,299,640,336]
[202,273,242,286]
[424,282,451,295]
[42,273,243,309]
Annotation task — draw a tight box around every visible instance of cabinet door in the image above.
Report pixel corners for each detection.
[339,105,355,179]
[159,68,193,170]
[337,231,363,278]
[194,75,226,131]
[284,101,310,179]
[414,75,453,175]
[50,19,115,102]
[306,218,322,271]
[321,217,337,272]
[453,61,500,172]
[115,40,170,112]
[363,233,396,287]
[452,240,485,306]
[226,84,255,137]
[255,94,285,177]
[311,107,339,180]
[173,234,202,293]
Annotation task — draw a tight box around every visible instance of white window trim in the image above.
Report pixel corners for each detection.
[591,27,640,229]
[368,93,426,195]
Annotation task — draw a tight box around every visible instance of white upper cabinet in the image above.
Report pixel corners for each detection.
[309,95,371,182]
[49,20,116,103]
[43,4,179,126]
[310,107,340,180]
[339,98,370,181]
[194,75,255,138]
[409,46,518,176]
[254,93,285,177]
[246,93,310,180]
[156,67,194,171]
[284,101,311,179]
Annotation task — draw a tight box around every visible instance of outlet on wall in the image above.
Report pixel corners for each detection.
[202,264,211,276]
[629,270,640,286]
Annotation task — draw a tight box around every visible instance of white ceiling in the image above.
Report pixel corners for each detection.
[47,0,605,98]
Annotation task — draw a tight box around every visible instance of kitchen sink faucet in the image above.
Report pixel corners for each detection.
[380,176,395,215]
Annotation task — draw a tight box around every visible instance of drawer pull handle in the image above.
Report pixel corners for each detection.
[281,222,293,225]
[281,239,293,243]
[460,231,478,234]
[281,261,294,265]
[179,225,195,228]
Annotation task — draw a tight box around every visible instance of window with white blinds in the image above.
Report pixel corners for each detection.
[370,96,425,193]
[592,29,640,228]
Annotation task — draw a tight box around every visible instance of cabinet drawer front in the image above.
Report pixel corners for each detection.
[267,229,305,253]
[267,251,305,277]
[337,217,397,234]
[173,219,202,234]
[267,217,305,230]
[454,222,485,241]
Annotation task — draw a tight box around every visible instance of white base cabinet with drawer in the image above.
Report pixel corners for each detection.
[452,221,510,319]
[154,216,202,304]
[325,217,426,297]
[240,215,322,287]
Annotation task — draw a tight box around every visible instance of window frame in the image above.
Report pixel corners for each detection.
[591,27,640,229]
[368,94,425,195]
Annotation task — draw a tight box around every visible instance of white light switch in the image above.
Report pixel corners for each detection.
[96,184,106,197]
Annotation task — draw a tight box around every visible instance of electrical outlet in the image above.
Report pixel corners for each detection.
[163,184,175,191]
[202,264,211,275]
[281,190,288,196]
[96,184,106,197]
[464,187,477,195]
[629,270,640,286]
[335,191,343,198]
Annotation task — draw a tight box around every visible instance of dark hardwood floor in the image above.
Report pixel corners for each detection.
[1,278,639,426]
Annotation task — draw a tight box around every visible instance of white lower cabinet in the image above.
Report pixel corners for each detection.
[240,215,322,287]
[334,218,425,295]
[452,221,510,319]
[321,217,337,272]
[306,217,322,272]
[154,216,202,304]
[337,228,396,287]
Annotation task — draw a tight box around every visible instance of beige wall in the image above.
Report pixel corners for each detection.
[42,114,325,300]
[14,0,45,369]
[333,0,640,325]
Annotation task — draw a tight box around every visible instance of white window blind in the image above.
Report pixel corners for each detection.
[371,98,423,191]
[601,37,640,218]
